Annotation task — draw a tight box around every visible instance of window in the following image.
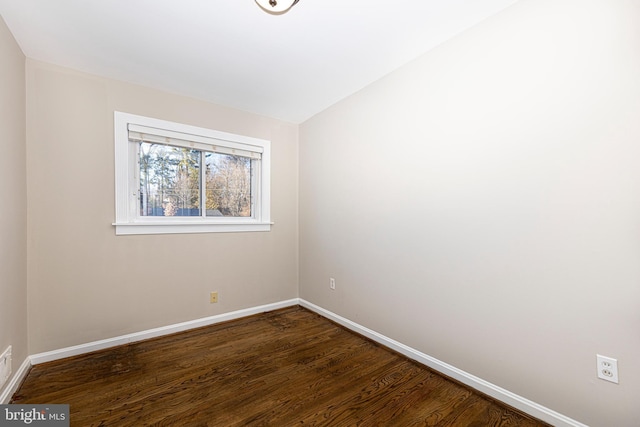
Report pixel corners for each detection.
[114,112,271,235]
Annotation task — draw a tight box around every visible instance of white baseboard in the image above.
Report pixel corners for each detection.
[30,299,299,365]
[0,357,31,404]
[299,299,587,427]
[24,297,585,427]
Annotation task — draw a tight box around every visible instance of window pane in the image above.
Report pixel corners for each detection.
[205,152,252,217]
[139,142,201,217]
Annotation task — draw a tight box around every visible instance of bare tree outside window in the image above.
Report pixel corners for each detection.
[139,143,200,217]
[205,153,251,217]
[138,142,252,218]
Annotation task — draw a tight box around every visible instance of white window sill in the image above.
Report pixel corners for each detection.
[113,221,273,235]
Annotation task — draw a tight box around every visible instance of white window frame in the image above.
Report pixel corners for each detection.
[113,112,271,235]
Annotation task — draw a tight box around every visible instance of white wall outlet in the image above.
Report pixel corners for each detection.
[329,277,336,290]
[0,346,12,390]
[597,354,619,384]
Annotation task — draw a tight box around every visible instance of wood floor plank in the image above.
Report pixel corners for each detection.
[12,306,552,427]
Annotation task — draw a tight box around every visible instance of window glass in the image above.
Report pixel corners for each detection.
[205,152,252,217]
[139,143,201,217]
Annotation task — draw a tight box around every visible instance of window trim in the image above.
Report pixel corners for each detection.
[113,112,271,235]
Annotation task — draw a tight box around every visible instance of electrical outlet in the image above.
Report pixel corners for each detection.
[329,278,336,290]
[597,354,619,384]
[210,292,218,303]
[0,346,11,390]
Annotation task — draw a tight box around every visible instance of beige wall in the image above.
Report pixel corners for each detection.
[26,60,299,354]
[299,0,640,426]
[0,16,27,393]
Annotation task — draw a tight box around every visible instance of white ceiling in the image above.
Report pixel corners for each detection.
[0,0,518,123]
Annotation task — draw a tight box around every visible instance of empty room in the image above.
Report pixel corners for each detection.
[0,0,638,426]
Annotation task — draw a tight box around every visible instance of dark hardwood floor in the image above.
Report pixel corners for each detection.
[12,306,551,426]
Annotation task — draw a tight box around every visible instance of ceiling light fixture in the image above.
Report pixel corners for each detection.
[255,0,299,14]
